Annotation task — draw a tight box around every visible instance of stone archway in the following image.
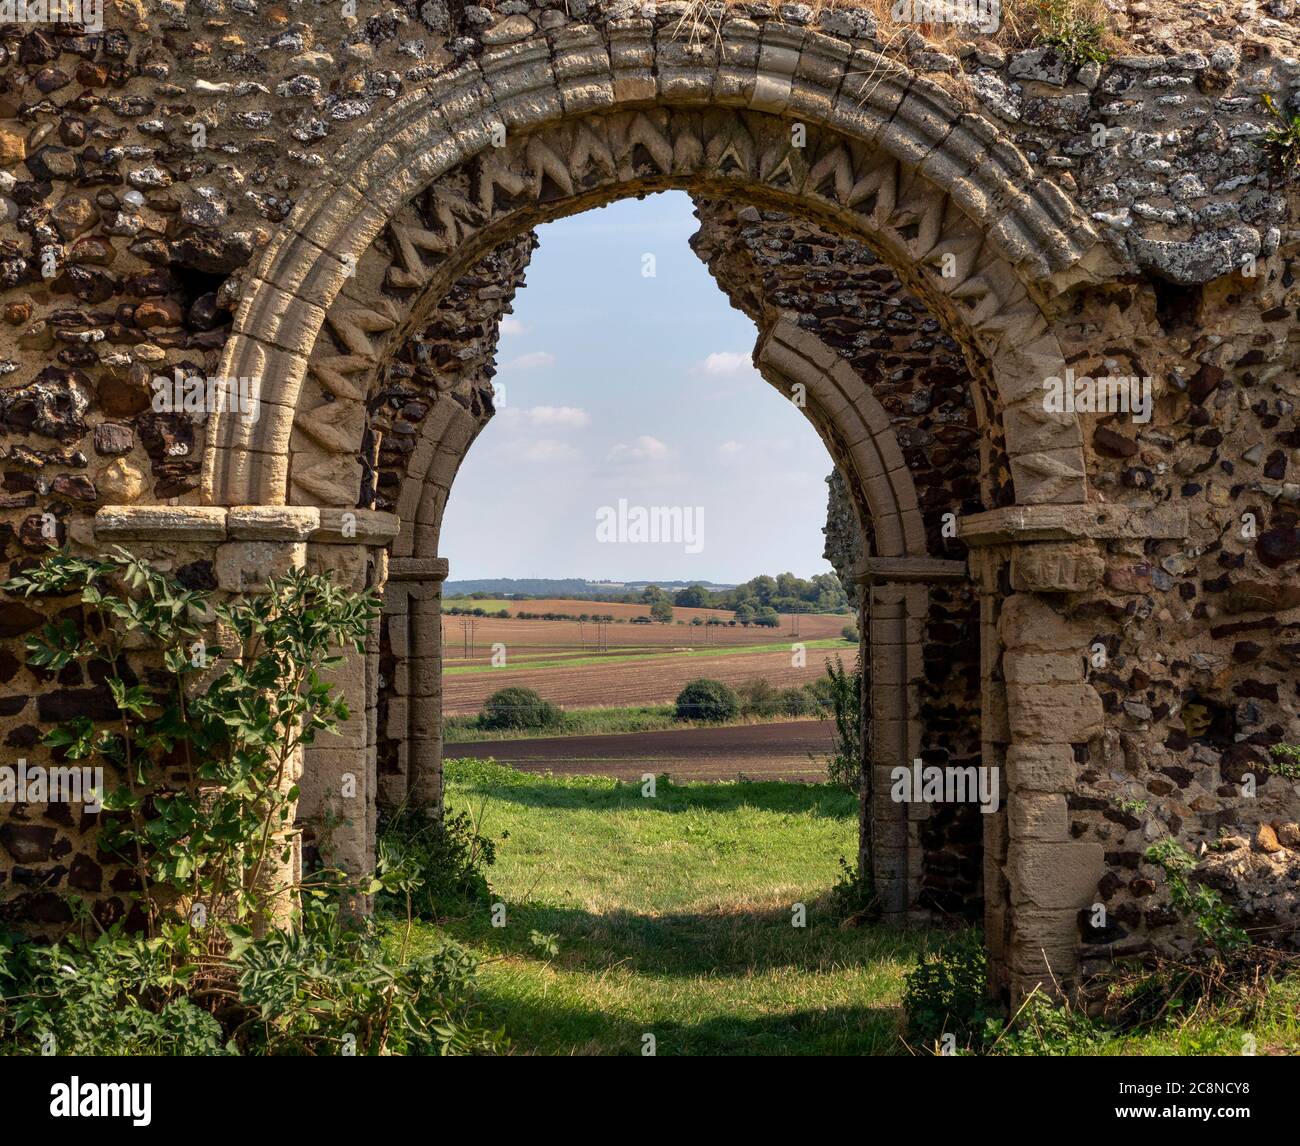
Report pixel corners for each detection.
[107,21,1126,1004]
[200,24,1105,511]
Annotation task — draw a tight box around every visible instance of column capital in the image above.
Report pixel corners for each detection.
[958,503,1187,547]
[93,506,401,545]
[850,556,968,585]
[388,557,449,583]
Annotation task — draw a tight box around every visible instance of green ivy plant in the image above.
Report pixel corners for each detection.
[1266,741,1300,781]
[0,549,504,1055]
[1262,95,1300,180]
[4,548,376,937]
[1145,838,1249,955]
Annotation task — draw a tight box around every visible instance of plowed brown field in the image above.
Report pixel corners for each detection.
[441,611,848,657]
[445,719,836,781]
[441,644,850,714]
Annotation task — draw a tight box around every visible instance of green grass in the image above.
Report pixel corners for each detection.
[443,638,845,675]
[392,760,1300,1057]
[443,704,824,742]
[400,758,930,1055]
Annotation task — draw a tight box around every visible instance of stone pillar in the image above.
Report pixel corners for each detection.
[959,504,1187,1004]
[300,510,400,891]
[969,547,1012,997]
[93,505,400,925]
[383,557,449,816]
[852,556,967,922]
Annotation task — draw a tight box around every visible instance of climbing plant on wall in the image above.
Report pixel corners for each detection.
[0,551,503,1055]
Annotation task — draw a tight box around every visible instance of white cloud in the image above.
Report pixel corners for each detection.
[520,439,581,463]
[692,351,753,377]
[498,316,528,337]
[529,405,590,429]
[498,405,591,430]
[502,350,556,371]
[606,435,670,463]
[718,440,744,457]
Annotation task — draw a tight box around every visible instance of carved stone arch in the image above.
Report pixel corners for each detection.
[201,22,1107,513]
[179,20,1134,1005]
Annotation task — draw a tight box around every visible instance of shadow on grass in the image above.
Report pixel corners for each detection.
[479,993,906,1056]
[446,764,857,820]
[424,898,935,980]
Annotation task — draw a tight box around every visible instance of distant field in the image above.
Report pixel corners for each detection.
[441,611,850,655]
[445,597,750,623]
[442,640,852,714]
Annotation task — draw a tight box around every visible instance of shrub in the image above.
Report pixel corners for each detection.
[737,677,780,717]
[0,551,503,1056]
[675,678,741,722]
[1145,837,1249,953]
[841,623,859,643]
[376,805,497,920]
[820,655,862,787]
[479,686,561,731]
[828,856,875,922]
[777,685,817,717]
[1036,0,1109,65]
[990,988,1108,1056]
[902,931,992,1052]
[1262,95,1300,179]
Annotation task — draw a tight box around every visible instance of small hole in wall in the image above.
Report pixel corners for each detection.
[1179,694,1236,747]
[1152,279,1203,334]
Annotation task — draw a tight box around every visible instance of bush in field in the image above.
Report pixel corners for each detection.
[841,623,859,643]
[777,686,818,717]
[479,686,562,731]
[675,678,740,722]
[738,677,780,717]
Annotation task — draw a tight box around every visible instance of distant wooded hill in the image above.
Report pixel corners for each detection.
[445,574,851,615]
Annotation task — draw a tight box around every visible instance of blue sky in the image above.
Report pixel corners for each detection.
[439,191,838,584]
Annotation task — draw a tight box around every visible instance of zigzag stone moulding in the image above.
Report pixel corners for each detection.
[202,23,1107,512]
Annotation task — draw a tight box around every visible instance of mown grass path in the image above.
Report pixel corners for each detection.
[403,759,933,1055]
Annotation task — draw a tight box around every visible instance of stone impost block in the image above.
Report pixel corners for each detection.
[960,503,1190,547]
[388,556,450,582]
[95,505,228,541]
[312,508,401,545]
[851,556,969,584]
[228,505,320,541]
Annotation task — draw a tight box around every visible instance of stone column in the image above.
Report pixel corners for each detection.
[852,556,967,922]
[959,504,1187,1004]
[384,557,449,816]
[301,510,400,892]
[93,505,400,925]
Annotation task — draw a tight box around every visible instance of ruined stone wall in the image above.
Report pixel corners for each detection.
[692,196,984,917]
[1,0,1299,993]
